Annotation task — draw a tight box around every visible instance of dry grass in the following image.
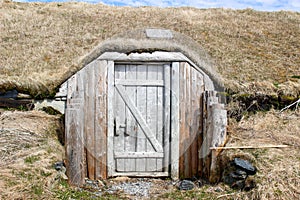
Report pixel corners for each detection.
[0,2,300,96]
[0,109,299,200]
[0,110,65,199]
[221,109,300,199]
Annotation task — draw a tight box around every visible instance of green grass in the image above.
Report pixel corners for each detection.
[54,179,95,200]
[32,184,44,196]
[24,155,40,164]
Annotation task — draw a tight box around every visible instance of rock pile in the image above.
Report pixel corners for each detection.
[223,158,257,191]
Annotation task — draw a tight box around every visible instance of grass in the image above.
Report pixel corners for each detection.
[0,109,299,199]
[0,2,299,97]
[24,155,41,164]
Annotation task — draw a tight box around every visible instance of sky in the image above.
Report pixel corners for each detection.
[15,0,300,12]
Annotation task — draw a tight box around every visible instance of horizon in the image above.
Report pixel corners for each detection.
[13,0,300,12]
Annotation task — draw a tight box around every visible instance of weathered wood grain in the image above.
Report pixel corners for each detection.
[146,64,158,171]
[84,63,95,180]
[170,62,180,179]
[107,61,115,176]
[125,64,137,172]
[115,64,126,172]
[179,62,186,179]
[136,64,147,172]
[65,71,85,186]
[95,60,108,179]
[114,152,164,158]
[178,62,206,179]
[209,103,227,183]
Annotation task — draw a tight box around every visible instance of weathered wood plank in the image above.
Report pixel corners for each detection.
[171,62,180,179]
[114,152,164,158]
[136,64,147,172]
[209,103,227,183]
[201,91,220,180]
[197,71,205,177]
[204,92,213,180]
[98,52,187,62]
[95,60,108,179]
[65,72,85,186]
[190,67,199,177]
[125,64,137,172]
[84,63,95,180]
[157,65,165,171]
[107,61,115,177]
[113,172,169,177]
[114,64,126,173]
[115,79,164,86]
[199,91,208,179]
[184,62,192,178]
[146,64,158,171]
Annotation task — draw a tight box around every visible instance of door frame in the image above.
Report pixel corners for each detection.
[102,51,210,179]
[112,63,170,177]
[106,62,179,179]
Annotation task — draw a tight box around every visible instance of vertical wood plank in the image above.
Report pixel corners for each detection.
[184,62,191,178]
[179,63,185,178]
[201,91,218,180]
[107,61,115,177]
[65,70,85,186]
[136,64,147,172]
[171,62,180,179]
[190,67,198,177]
[85,63,95,180]
[114,65,126,172]
[157,65,164,171]
[209,103,227,183]
[125,64,137,172]
[146,64,158,171]
[178,62,206,179]
[197,71,205,177]
[200,91,208,179]
[95,60,108,179]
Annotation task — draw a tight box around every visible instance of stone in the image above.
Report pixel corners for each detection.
[53,161,65,171]
[244,177,256,191]
[233,158,256,175]
[231,180,245,190]
[146,29,173,39]
[230,169,248,180]
[178,180,195,190]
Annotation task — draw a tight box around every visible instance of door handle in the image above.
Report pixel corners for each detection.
[115,117,127,136]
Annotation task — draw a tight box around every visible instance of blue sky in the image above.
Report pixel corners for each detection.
[15,0,300,12]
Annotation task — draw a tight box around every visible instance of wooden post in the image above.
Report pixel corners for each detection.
[209,103,227,183]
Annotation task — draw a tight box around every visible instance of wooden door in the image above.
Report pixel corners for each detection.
[109,63,171,177]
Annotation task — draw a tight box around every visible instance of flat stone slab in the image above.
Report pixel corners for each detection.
[233,158,256,175]
[146,29,173,39]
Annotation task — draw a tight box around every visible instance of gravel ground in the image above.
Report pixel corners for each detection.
[83,178,179,199]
